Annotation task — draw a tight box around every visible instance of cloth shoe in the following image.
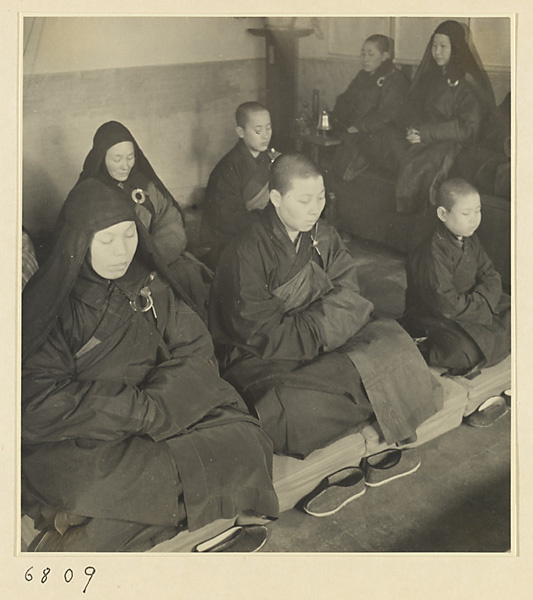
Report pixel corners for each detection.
[465,396,508,428]
[362,448,421,487]
[502,389,512,407]
[302,466,366,517]
[194,525,268,553]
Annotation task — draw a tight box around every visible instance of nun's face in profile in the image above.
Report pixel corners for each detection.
[104,141,135,182]
[431,33,452,67]
[90,220,138,279]
[361,41,389,74]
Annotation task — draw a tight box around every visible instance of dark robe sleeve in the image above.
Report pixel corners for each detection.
[332,74,361,130]
[22,323,158,444]
[214,228,374,360]
[471,236,502,312]
[303,233,374,352]
[22,292,240,445]
[147,183,187,263]
[355,72,409,134]
[141,298,245,442]
[419,82,482,144]
[410,237,495,326]
[205,162,256,239]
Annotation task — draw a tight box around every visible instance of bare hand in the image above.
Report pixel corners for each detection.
[406,128,421,144]
[268,148,282,161]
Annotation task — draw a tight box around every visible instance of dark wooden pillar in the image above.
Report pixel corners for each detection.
[248,28,313,152]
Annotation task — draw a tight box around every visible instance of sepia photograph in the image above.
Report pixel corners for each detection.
[3,0,531,598]
[20,13,513,554]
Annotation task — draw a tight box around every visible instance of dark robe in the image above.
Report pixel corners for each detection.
[209,203,442,458]
[22,263,279,541]
[454,92,511,199]
[330,60,410,180]
[405,221,511,372]
[395,72,483,212]
[200,139,272,269]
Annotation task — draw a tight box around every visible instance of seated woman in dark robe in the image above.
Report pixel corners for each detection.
[404,178,511,375]
[70,121,212,320]
[393,20,497,213]
[21,179,278,552]
[329,34,409,182]
[209,153,442,461]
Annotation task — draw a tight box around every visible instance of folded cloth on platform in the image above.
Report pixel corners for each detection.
[302,466,366,518]
[362,448,421,487]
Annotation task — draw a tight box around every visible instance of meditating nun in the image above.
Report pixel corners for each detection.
[329,34,409,181]
[394,20,497,213]
[209,153,442,463]
[21,178,278,552]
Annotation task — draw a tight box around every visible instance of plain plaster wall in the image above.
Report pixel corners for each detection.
[24,16,265,74]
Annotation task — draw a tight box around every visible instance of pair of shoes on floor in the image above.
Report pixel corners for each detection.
[303,449,421,517]
[194,525,268,553]
[465,395,508,428]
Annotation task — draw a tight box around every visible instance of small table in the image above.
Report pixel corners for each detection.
[293,131,342,166]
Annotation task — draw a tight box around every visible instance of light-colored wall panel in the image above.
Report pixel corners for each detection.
[299,17,393,60]
[469,17,511,68]
[24,16,264,75]
[327,17,393,57]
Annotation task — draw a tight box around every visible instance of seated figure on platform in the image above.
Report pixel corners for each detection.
[404,178,511,376]
[200,102,278,270]
[329,34,409,182]
[21,179,278,552]
[393,20,498,213]
[209,153,441,471]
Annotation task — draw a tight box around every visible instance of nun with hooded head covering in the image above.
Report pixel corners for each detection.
[68,121,212,321]
[21,178,278,552]
[393,20,498,212]
[76,120,187,262]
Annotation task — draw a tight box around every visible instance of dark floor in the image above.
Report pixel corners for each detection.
[257,234,512,553]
